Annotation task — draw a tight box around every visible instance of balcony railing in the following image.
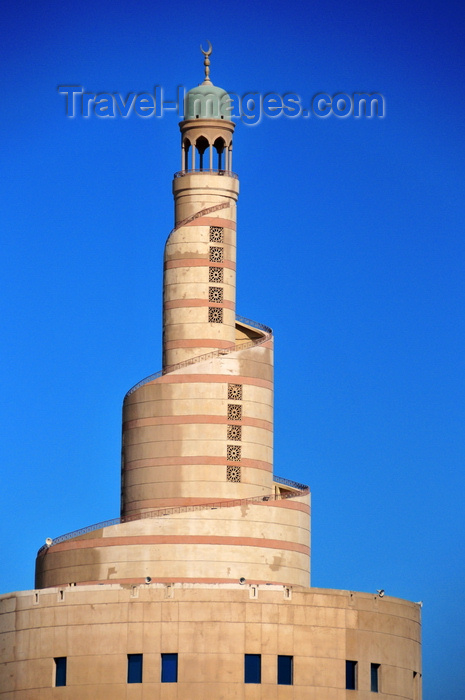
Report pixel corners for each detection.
[37,475,309,555]
[174,168,238,179]
[273,475,309,492]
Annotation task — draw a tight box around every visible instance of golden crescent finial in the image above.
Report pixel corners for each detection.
[200,40,212,57]
[200,41,213,84]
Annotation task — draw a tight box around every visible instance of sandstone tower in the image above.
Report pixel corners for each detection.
[0,46,422,698]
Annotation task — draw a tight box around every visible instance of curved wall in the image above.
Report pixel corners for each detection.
[0,584,422,699]
[121,343,275,518]
[163,211,238,367]
[35,491,310,589]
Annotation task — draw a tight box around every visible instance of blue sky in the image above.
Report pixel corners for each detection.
[1,0,464,697]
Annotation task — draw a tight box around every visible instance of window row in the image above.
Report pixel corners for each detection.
[129,652,178,683]
[245,654,293,685]
[226,383,243,480]
[54,654,292,687]
[54,655,419,690]
[54,654,178,687]
[208,229,224,321]
[346,660,380,692]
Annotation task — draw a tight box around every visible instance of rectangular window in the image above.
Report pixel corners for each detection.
[413,671,420,700]
[244,654,261,683]
[54,657,67,687]
[371,663,380,692]
[161,653,178,683]
[127,653,143,683]
[346,660,357,690]
[277,655,293,685]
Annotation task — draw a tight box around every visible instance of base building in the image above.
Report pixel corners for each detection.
[0,47,421,699]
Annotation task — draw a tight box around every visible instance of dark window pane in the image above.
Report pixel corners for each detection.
[54,657,67,687]
[371,663,380,692]
[277,655,293,685]
[161,653,178,683]
[346,660,357,690]
[244,654,261,683]
[127,653,143,683]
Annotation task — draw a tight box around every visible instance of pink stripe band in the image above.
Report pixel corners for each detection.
[48,535,310,556]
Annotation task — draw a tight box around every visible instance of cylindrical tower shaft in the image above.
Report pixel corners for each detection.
[164,119,238,367]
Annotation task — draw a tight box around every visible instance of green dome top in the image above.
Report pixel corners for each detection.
[183,41,232,121]
[184,83,232,120]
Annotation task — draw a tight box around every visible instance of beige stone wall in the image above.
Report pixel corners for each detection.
[0,584,422,699]
[121,163,279,525]
[35,138,310,592]
[35,492,310,589]
[163,214,238,368]
[121,337,276,522]
[172,171,238,227]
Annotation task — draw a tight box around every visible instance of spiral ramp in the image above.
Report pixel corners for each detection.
[36,202,310,590]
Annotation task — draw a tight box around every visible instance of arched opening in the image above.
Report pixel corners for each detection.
[179,131,234,174]
[214,137,226,171]
[196,136,210,171]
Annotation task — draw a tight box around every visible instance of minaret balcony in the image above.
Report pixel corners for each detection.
[174,168,238,179]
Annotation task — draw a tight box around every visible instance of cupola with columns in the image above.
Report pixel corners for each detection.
[179,40,234,174]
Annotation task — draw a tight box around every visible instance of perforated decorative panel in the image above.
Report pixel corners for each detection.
[208,307,223,323]
[227,425,242,441]
[227,404,242,421]
[228,384,243,400]
[209,246,223,263]
[209,226,224,242]
[209,287,223,303]
[209,266,223,283]
[226,465,241,482]
[227,445,241,461]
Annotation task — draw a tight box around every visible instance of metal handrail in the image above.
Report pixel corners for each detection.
[167,202,230,241]
[124,315,272,399]
[235,315,271,333]
[37,476,309,555]
[174,169,238,179]
[274,475,309,492]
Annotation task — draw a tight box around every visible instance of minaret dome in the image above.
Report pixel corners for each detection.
[181,42,234,173]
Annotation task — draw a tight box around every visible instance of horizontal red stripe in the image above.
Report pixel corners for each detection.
[64,577,298,587]
[123,415,272,431]
[146,374,272,389]
[183,217,236,229]
[164,259,235,270]
[123,456,272,470]
[164,339,235,350]
[49,535,310,556]
[164,299,235,311]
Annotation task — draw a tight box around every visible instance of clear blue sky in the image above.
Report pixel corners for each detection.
[1,1,464,697]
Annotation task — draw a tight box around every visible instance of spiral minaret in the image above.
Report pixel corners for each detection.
[35,48,311,590]
[5,47,421,700]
